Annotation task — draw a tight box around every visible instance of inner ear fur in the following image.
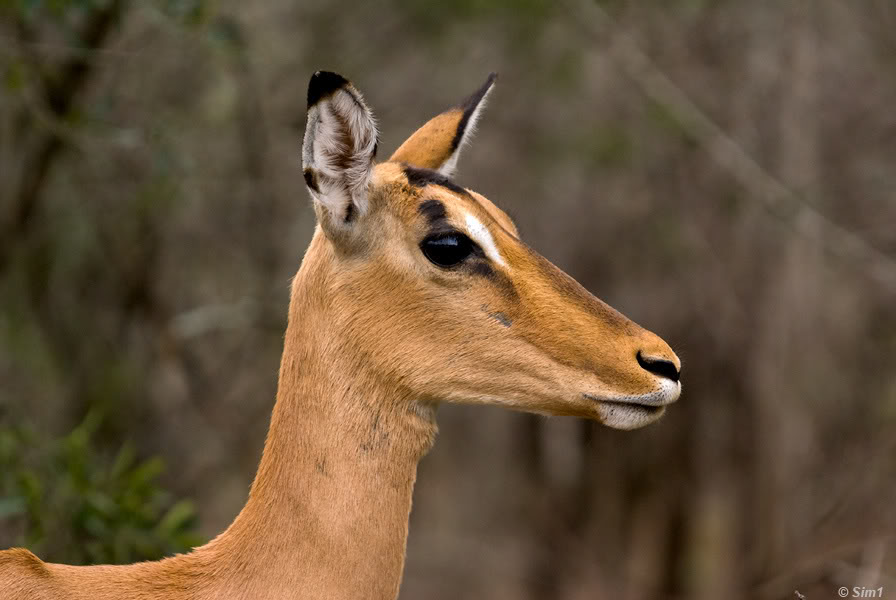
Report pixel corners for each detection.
[301,71,378,233]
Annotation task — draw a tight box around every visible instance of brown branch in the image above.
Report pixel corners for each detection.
[0,0,127,272]
[566,0,896,293]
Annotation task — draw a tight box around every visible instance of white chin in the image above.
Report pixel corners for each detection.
[596,401,667,430]
[587,380,680,429]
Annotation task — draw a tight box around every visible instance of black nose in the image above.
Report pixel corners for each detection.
[637,352,680,383]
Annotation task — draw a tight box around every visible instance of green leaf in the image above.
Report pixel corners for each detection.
[0,422,204,564]
[157,500,196,536]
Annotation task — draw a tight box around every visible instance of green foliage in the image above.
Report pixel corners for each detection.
[0,412,204,565]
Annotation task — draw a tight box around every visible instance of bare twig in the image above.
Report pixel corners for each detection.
[0,0,127,272]
[565,0,896,292]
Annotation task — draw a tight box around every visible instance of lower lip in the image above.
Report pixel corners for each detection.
[583,394,668,413]
[600,400,664,414]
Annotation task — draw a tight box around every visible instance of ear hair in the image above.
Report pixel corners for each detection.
[439,72,497,177]
[389,73,497,177]
[302,71,378,229]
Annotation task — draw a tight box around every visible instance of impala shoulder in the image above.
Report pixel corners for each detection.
[0,548,50,577]
[0,548,60,599]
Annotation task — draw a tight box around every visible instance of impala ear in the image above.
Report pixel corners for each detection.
[390,73,496,177]
[302,71,378,237]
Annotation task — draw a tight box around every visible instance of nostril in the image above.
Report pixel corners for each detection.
[637,351,680,383]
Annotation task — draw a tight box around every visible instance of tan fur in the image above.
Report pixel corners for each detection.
[0,73,680,600]
[390,109,462,169]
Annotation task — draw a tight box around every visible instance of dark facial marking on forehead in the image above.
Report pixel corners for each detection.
[403,165,470,198]
[405,169,517,301]
[418,199,447,226]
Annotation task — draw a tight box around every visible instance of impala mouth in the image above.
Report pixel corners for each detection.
[593,398,666,412]
[583,391,677,430]
[582,389,678,410]
[584,395,665,415]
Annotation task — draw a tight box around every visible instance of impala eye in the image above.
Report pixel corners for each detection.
[421,232,476,268]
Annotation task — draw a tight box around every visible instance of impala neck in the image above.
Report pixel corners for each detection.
[204,234,437,599]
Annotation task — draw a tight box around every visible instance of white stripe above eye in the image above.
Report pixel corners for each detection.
[465,213,507,268]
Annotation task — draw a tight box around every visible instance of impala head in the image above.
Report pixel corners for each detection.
[299,71,680,430]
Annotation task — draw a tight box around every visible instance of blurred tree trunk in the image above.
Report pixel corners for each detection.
[753,0,821,586]
[2,0,127,272]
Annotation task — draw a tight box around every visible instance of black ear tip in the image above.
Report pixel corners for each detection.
[458,72,499,112]
[308,71,349,108]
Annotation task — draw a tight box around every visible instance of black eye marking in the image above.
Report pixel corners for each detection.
[420,230,520,301]
[469,261,519,301]
[421,231,479,268]
[469,261,494,278]
[418,199,447,226]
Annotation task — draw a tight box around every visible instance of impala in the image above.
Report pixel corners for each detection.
[0,71,681,599]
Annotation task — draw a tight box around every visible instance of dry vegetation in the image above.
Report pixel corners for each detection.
[1,0,895,598]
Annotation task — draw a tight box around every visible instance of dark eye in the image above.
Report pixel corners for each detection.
[421,232,476,268]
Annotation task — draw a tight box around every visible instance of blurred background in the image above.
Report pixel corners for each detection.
[2,0,895,598]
